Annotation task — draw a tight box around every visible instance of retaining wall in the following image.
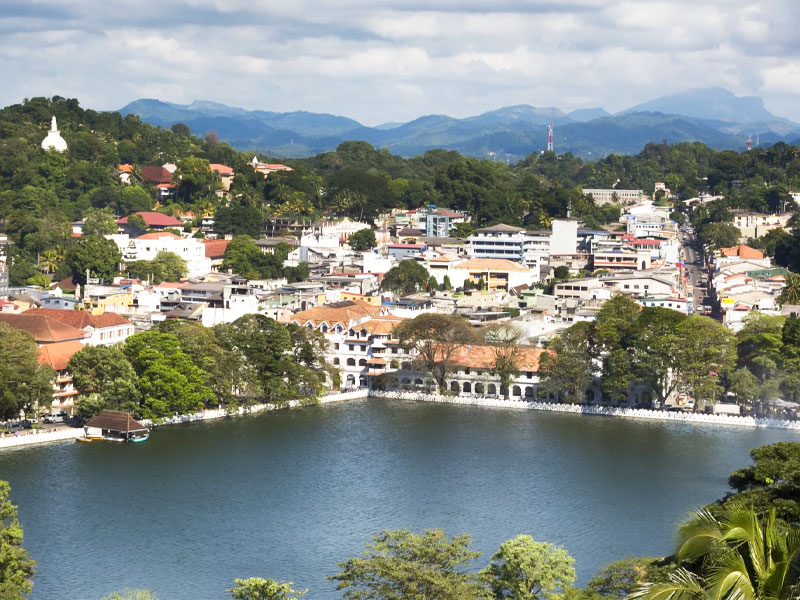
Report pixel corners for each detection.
[368,391,800,430]
[0,427,83,449]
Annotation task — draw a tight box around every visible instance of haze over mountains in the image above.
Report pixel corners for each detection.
[119,87,800,161]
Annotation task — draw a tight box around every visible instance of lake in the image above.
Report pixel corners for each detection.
[2,398,797,599]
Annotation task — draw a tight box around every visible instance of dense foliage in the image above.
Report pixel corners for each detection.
[0,480,35,600]
[4,97,800,287]
[68,315,331,419]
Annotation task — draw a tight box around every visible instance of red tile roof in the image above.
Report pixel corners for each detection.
[140,166,173,185]
[136,232,182,240]
[0,313,87,343]
[23,308,131,330]
[201,238,229,258]
[38,340,85,371]
[720,244,764,259]
[209,163,234,175]
[449,344,549,371]
[118,164,134,173]
[117,211,183,227]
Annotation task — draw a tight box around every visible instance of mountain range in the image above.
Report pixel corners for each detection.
[118,87,800,161]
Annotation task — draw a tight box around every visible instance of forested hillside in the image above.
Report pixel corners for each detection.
[3,96,800,287]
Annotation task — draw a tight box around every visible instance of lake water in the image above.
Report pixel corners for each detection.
[2,398,797,600]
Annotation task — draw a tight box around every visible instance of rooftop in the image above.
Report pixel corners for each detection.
[117,211,183,228]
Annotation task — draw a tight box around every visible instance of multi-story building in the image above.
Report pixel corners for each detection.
[112,232,212,278]
[582,188,644,206]
[468,224,550,267]
[419,205,467,237]
[22,308,134,346]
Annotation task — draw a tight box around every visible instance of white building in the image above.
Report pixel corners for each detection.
[549,219,578,256]
[41,116,67,152]
[468,224,550,267]
[582,188,644,206]
[301,218,372,250]
[111,233,212,278]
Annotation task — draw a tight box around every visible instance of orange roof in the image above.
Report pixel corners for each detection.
[0,313,87,343]
[118,164,134,173]
[209,163,234,175]
[201,238,229,258]
[366,357,387,365]
[136,232,182,240]
[38,340,85,371]
[448,344,549,371]
[23,308,131,330]
[456,258,530,272]
[356,316,406,335]
[720,245,764,259]
[289,299,382,328]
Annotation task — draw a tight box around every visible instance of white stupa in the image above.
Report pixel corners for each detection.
[41,116,67,152]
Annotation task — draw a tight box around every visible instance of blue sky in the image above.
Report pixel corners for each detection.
[2,0,799,125]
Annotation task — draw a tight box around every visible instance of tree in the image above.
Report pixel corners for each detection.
[123,331,214,417]
[698,222,740,250]
[174,156,220,203]
[583,558,674,600]
[82,207,118,237]
[727,368,759,407]
[0,323,54,419]
[228,578,306,600]
[145,251,187,283]
[395,314,475,393]
[539,322,594,404]
[381,260,430,295]
[483,323,523,399]
[442,275,453,291]
[60,235,121,285]
[348,228,376,251]
[778,273,800,306]
[673,316,735,404]
[631,506,800,600]
[482,534,576,600]
[0,480,36,600]
[125,213,148,235]
[329,528,489,600]
[67,345,139,413]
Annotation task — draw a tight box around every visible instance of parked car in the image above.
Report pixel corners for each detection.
[4,422,24,434]
[42,411,67,423]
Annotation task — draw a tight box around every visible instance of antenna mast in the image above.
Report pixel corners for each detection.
[547,121,554,152]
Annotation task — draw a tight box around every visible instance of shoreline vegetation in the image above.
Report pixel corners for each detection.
[4,388,798,451]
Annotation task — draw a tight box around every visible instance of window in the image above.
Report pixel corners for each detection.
[347,358,356,366]
[358,359,367,366]
[334,343,340,350]
[348,344,354,351]
[333,358,340,366]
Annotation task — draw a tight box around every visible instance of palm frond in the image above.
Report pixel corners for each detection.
[628,568,708,600]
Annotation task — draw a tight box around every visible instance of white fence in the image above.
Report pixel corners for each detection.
[368,391,800,431]
[0,427,83,449]
[143,389,371,428]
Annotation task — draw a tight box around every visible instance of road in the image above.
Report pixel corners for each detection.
[679,227,706,314]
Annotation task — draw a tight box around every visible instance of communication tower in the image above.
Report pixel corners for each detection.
[547,121,554,152]
[747,134,752,151]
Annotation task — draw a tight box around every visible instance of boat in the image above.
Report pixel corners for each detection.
[129,432,149,443]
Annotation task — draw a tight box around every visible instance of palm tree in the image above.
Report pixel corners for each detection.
[778,273,800,306]
[631,505,800,600]
[39,248,60,275]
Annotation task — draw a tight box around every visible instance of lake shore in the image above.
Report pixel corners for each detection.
[4,388,797,451]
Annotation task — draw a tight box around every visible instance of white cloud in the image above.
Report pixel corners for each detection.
[0,0,797,124]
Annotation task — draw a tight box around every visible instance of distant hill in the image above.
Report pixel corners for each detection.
[621,87,777,124]
[118,88,800,160]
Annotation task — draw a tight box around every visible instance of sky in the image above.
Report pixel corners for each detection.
[2,0,800,126]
